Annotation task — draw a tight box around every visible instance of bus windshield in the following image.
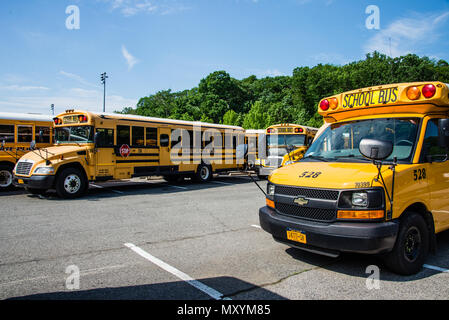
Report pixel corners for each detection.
[55,126,94,143]
[267,134,306,147]
[303,118,420,163]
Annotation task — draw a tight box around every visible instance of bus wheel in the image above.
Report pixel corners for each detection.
[56,167,87,199]
[195,163,212,182]
[0,164,14,191]
[383,212,429,275]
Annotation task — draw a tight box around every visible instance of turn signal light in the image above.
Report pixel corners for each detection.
[266,198,275,208]
[422,84,436,98]
[337,210,384,220]
[406,86,421,100]
[320,99,330,111]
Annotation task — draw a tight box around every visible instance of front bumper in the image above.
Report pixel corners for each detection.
[13,175,55,190]
[259,206,399,256]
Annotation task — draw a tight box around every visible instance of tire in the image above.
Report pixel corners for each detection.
[55,167,87,199]
[194,163,212,182]
[383,212,429,275]
[0,164,14,191]
[25,187,47,195]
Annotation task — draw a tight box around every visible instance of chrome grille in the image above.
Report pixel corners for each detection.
[275,186,339,200]
[275,203,336,222]
[15,161,33,176]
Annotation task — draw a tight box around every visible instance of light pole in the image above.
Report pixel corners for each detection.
[100,72,108,112]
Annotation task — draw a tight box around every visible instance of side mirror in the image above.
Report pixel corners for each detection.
[359,138,393,161]
[30,140,36,150]
[438,119,449,149]
[94,131,101,147]
[38,130,44,143]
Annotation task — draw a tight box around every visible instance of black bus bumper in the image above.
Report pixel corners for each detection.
[259,206,399,257]
[13,175,55,190]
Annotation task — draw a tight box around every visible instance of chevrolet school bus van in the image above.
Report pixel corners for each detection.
[256,124,318,178]
[260,82,449,275]
[0,112,53,190]
[13,110,245,198]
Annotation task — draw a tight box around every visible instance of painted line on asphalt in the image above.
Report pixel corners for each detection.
[90,183,124,194]
[423,264,449,273]
[211,180,233,185]
[124,243,230,300]
[251,224,261,229]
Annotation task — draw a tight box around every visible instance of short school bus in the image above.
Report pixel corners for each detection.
[260,81,449,275]
[0,112,53,190]
[256,123,318,178]
[13,110,245,198]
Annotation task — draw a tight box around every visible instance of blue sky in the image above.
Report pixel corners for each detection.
[1,0,449,115]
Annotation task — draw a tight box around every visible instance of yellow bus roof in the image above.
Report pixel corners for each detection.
[56,110,244,131]
[0,112,53,122]
[318,81,449,123]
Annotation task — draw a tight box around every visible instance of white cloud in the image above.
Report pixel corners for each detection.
[103,0,188,17]
[121,45,139,70]
[364,11,449,57]
[0,85,50,91]
[59,70,98,88]
[256,69,284,77]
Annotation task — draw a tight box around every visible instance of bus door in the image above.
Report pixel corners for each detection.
[94,127,116,179]
[159,127,172,168]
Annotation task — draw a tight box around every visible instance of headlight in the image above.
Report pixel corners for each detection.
[267,184,275,196]
[352,192,368,207]
[34,167,55,175]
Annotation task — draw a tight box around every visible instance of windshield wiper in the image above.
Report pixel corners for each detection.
[334,155,370,162]
[302,155,331,162]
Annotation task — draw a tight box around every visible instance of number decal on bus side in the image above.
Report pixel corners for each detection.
[413,168,426,181]
[299,171,322,178]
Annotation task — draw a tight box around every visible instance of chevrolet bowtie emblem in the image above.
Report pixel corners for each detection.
[294,197,309,206]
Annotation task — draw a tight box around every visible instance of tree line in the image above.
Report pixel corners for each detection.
[118,52,449,129]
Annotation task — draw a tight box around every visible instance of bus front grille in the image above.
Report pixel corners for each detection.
[15,161,33,176]
[275,186,339,201]
[275,202,336,222]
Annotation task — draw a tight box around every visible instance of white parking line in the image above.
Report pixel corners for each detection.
[211,180,233,185]
[251,224,261,229]
[166,184,188,190]
[423,264,449,273]
[90,183,124,194]
[124,243,230,300]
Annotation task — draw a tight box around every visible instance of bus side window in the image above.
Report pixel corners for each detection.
[117,126,130,146]
[146,127,157,147]
[36,126,51,143]
[420,119,447,162]
[132,126,145,146]
[0,125,15,143]
[96,128,114,147]
[17,125,33,143]
[160,134,169,147]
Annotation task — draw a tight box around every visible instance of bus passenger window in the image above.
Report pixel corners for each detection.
[0,125,14,143]
[96,128,114,147]
[421,119,447,162]
[117,126,130,146]
[18,126,33,143]
[146,127,157,146]
[160,134,169,147]
[36,126,51,143]
[132,126,145,146]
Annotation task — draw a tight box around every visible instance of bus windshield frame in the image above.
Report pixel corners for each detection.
[303,117,421,164]
[55,125,94,144]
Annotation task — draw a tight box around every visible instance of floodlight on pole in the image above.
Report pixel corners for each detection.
[101,72,108,112]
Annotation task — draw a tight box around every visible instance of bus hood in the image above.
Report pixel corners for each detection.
[19,145,89,164]
[269,161,390,189]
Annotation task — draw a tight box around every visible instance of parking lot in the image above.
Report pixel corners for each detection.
[0,174,448,300]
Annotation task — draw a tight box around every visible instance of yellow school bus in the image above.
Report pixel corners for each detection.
[245,129,265,169]
[0,112,53,190]
[260,82,449,275]
[13,110,245,198]
[256,123,318,178]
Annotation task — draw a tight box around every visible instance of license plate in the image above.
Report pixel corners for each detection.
[18,179,24,184]
[286,229,307,244]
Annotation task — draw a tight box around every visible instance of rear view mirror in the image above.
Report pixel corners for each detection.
[94,131,101,147]
[359,139,393,161]
[30,140,36,150]
[39,130,44,143]
[438,119,449,149]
